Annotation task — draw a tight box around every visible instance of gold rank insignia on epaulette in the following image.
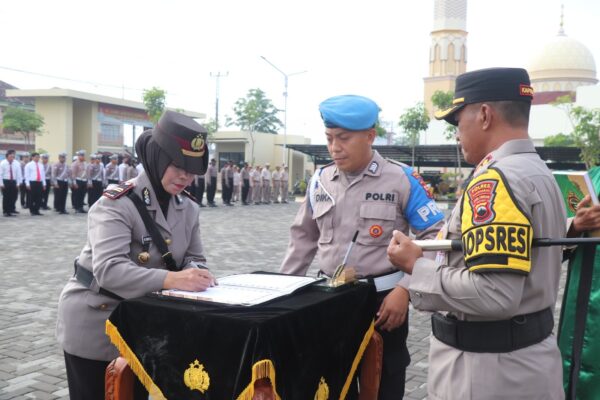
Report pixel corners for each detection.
[461,167,533,275]
[102,181,135,200]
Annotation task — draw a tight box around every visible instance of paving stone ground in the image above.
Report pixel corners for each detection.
[0,194,567,399]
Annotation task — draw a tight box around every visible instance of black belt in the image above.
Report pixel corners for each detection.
[73,259,123,300]
[431,307,554,353]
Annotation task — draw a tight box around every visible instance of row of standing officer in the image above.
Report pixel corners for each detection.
[1,150,141,216]
[200,160,289,207]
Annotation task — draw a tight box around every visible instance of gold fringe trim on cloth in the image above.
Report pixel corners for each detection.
[105,320,167,400]
[339,320,375,400]
[236,359,282,400]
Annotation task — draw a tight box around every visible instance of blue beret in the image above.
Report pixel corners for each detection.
[319,95,380,131]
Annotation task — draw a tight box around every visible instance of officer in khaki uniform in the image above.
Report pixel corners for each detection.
[56,111,216,400]
[388,68,566,400]
[104,154,120,185]
[280,94,445,399]
[253,165,263,205]
[280,166,289,203]
[272,165,281,203]
[51,152,71,214]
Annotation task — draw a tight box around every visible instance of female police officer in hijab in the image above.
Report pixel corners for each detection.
[56,111,216,400]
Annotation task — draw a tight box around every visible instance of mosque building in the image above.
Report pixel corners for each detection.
[423,0,599,147]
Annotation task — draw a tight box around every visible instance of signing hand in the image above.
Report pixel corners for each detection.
[163,268,217,292]
[570,195,600,236]
[387,230,423,275]
[375,286,410,331]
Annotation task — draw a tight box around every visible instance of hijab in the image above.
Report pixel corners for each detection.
[135,130,172,216]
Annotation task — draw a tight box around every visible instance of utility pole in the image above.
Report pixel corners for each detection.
[210,71,228,132]
[259,56,306,165]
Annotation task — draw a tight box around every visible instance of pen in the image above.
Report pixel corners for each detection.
[332,230,359,281]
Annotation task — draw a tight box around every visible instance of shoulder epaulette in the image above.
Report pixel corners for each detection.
[385,158,408,168]
[103,181,135,200]
[181,189,197,203]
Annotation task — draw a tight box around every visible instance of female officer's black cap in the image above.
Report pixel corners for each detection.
[152,111,209,175]
[435,67,534,126]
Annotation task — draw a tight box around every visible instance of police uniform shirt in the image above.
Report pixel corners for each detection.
[51,161,70,185]
[118,163,128,182]
[71,160,88,180]
[0,159,22,184]
[280,150,444,279]
[87,163,103,184]
[104,162,119,182]
[261,168,271,182]
[43,162,51,181]
[207,164,217,178]
[272,170,281,182]
[56,171,207,361]
[408,139,566,399]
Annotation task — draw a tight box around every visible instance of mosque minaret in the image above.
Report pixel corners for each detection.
[423,0,468,117]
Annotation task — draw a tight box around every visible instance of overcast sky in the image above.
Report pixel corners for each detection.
[1,0,599,144]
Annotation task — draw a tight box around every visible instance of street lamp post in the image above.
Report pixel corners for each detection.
[260,56,306,165]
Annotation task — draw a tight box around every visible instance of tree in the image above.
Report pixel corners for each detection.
[543,133,576,147]
[200,118,218,140]
[143,87,166,124]
[1,107,44,144]
[398,102,429,166]
[374,121,388,138]
[226,88,282,134]
[552,94,600,168]
[431,90,462,180]
[569,106,600,168]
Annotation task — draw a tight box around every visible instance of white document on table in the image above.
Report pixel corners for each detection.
[159,273,321,306]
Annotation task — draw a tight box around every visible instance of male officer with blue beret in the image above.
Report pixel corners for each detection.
[280,94,445,398]
[388,68,566,399]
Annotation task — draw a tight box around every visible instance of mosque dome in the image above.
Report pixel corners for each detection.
[528,27,597,95]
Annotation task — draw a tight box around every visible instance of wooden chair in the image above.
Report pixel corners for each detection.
[105,331,383,400]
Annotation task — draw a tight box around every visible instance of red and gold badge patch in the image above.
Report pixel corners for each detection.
[467,179,498,225]
[369,225,383,238]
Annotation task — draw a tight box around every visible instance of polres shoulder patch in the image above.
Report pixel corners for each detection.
[103,181,135,200]
[461,167,532,275]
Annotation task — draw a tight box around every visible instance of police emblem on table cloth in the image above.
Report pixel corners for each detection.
[184,359,210,393]
[315,377,330,400]
[466,179,497,225]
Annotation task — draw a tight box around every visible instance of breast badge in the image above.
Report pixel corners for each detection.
[184,359,210,393]
[369,225,383,238]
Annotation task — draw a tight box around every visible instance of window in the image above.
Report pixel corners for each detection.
[99,124,122,146]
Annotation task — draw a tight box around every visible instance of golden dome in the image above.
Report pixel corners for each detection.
[528,28,597,93]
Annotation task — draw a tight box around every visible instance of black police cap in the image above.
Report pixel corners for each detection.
[152,110,209,175]
[435,67,534,126]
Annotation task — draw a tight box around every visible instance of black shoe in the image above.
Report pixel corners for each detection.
[31,212,43,216]
[4,213,15,217]
[274,201,280,203]
[76,208,87,214]
[208,203,217,208]
[59,210,69,215]
[41,206,50,210]
[199,203,206,207]
[12,210,20,214]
